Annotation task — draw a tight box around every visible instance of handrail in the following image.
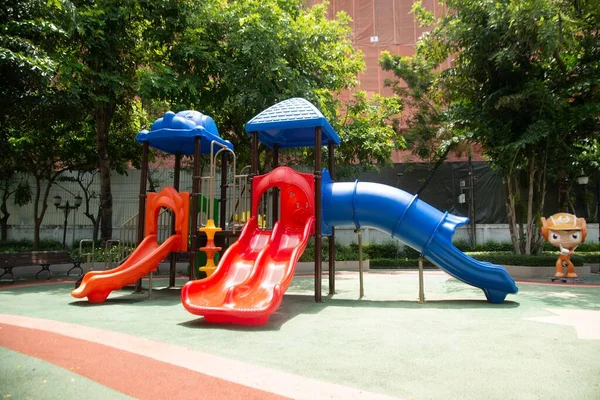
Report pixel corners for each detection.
[104,239,120,270]
[79,239,95,272]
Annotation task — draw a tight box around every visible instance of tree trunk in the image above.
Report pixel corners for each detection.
[504,174,521,254]
[558,170,568,212]
[0,214,8,241]
[33,176,42,249]
[416,147,452,196]
[0,194,9,241]
[525,157,535,255]
[93,206,101,242]
[96,102,115,243]
[533,157,548,254]
[32,173,59,249]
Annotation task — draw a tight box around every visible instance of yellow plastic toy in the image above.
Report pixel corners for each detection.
[199,219,222,277]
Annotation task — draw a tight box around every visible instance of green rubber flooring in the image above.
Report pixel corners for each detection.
[2,271,600,399]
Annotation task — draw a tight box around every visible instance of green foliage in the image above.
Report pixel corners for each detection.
[0,0,71,109]
[572,243,600,252]
[315,90,404,177]
[141,0,366,168]
[370,252,599,268]
[541,241,600,253]
[466,252,585,267]
[380,51,448,164]
[370,258,437,268]
[299,240,362,262]
[299,239,600,265]
[453,240,516,253]
[13,181,32,207]
[410,0,435,27]
[379,47,466,194]
[70,244,134,263]
[361,242,401,259]
[0,239,63,252]
[414,0,600,254]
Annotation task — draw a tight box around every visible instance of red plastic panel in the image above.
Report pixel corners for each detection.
[251,166,314,229]
[145,187,189,251]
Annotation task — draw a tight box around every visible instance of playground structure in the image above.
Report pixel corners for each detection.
[72,110,250,301]
[71,98,518,325]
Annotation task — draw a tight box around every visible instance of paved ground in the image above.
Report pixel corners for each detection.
[1,268,600,399]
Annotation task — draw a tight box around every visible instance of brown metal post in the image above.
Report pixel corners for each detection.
[251,132,259,177]
[468,153,477,247]
[135,142,149,293]
[220,151,228,230]
[189,137,201,281]
[250,132,259,218]
[314,127,322,302]
[327,141,336,295]
[169,152,181,287]
[272,144,279,223]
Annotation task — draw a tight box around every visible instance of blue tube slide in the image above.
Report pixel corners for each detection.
[321,169,518,303]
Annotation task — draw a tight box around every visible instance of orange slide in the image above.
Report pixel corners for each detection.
[181,167,315,325]
[72,187,189,303]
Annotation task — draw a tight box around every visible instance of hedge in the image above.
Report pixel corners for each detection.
[369,252,600,268]
[0,239,64,252]
[370,258,437,268]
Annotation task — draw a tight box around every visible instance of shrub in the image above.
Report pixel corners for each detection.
[452,240,474,252]
[298,240,600,265]
[453,240,516,252]
[466,252,585,266]
[0,239,63,252]
[70,245,135,263]
[362,242,401,259]
[400,246,422,259]
[578,253,600,263]
[370,258,437,268]
[571,243,600,252]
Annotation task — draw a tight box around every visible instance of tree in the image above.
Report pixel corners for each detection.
[416,0,600,254]
[379,50,468,194]
[0,138,31,241]
[61,0,184,242]
[8,94,90,247]
[140,0,365,168]
[0,0,71,124]
[315,89,404,178]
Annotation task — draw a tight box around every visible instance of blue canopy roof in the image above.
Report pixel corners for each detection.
[245,98,340,149]
[136,110,233,155]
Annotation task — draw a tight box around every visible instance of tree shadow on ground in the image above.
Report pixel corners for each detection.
[178,293,520,332]
[0,280,75,296]
[68,286,183,307]
[516,285,600,310]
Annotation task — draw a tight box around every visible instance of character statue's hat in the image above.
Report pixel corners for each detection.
[546,213,581,230]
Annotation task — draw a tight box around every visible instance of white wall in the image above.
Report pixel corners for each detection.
[329,223,600,246]
[5,167,599,247]
[9,223,598,248]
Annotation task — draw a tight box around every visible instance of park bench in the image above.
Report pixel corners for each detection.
[0,251,82,284]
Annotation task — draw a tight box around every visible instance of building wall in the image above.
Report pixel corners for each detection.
[307,0,450,97]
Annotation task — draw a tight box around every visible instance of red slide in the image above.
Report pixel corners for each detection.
[71,234,181,303]
[181,166,315,325]
[71,187,190,304]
